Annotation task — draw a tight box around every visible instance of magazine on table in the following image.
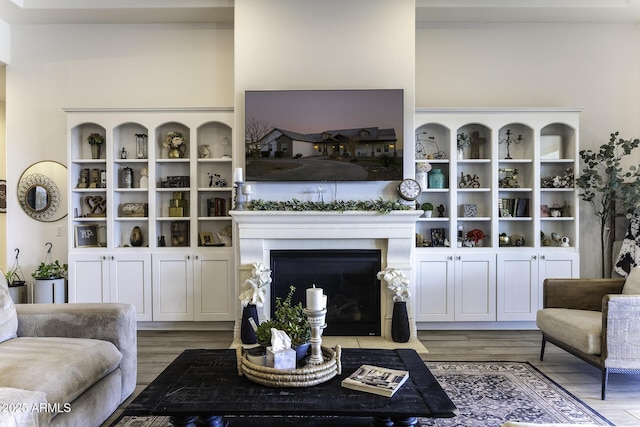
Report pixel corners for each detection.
[341,364,409,397]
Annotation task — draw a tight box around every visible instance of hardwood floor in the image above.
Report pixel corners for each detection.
[103,330,640,426]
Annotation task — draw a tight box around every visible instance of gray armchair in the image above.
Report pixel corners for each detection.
[536,277,640,399]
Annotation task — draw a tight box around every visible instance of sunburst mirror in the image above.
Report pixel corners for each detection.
[17,161,68,222]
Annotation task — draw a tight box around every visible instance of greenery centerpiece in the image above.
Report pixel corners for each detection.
[246,198,411,214]
[575,132,640,277]
[256,285,311,348]
[32,259,67,280]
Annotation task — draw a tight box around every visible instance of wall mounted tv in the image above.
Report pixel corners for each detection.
[244,89,404,182]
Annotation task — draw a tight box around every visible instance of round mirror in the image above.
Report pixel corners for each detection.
[17,161,68,222]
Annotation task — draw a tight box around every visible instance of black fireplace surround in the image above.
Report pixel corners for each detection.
[270,249,382,336]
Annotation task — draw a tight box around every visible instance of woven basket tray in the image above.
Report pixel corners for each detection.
[237,345,342,387]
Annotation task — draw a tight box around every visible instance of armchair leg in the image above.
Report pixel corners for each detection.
[601,369,608,400]
[540,336,547,361]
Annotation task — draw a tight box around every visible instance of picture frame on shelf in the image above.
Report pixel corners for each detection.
[75,224,99,248]
[199,232,215,247]
[430,228,445,247]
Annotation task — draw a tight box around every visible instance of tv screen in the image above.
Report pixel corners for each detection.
[244,89,404,182]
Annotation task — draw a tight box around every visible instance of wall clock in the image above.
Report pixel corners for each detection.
[397,178,421,201]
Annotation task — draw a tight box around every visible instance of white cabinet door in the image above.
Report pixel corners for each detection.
[194,251,235,321]
[497,252,539,321]
[109,252,152,321]
[152,252,194,321]
[538,252,580,307]
[68,253,109,303]
[454,253,496,321]
[415,253,454,322]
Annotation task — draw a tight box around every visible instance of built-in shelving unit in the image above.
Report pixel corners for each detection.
[413,108,580,326]
[65,108,235,322]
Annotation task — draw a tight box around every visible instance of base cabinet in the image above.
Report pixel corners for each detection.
[68,252,152,321]
[152,250,234,322]
[415,252,496,322]
[417,251,579,324]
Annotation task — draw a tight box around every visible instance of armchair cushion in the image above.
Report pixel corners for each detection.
[536,308,602,355]
[622,266,640,295]
[0,270,18,343]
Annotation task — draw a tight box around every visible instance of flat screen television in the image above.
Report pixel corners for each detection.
[244,89,404,182]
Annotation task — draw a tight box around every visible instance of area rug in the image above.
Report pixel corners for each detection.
[113,361,612,427]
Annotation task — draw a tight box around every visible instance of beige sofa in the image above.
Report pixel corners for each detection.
[0,272,137,426]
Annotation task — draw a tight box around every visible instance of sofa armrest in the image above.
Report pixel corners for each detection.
[15,303,137,402]
[543,278,625,311]
[602,294,640,369]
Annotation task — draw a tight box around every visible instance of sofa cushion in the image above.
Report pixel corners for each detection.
[536,308,602,355]
[622,266,640,295]
[0,337,122,406]
[0,270,18,344]
[0,387,51,426]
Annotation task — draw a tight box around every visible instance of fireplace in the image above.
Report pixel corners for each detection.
[270,249,382,336]
[231,210,422,341]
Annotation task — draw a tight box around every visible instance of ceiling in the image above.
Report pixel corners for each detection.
[1,0,640,24]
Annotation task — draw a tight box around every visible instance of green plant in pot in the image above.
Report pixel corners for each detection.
[421,202,434,218]
[255,285,311,361]
[32,243,68,303]
[4,268,25,287]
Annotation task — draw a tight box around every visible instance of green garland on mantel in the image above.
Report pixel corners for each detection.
[246,198,412,214]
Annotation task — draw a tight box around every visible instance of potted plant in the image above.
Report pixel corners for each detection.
[4,267,25,287]
[377,267,410,343]
[576,132,640,277]
[87,132,104,159]
[32,246,68,304]
[238,262,271,344]
[457,132,470,159]
[421,202,434,218]
[256,285,311,361]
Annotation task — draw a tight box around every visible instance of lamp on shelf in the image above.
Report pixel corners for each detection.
[499,129,523,160]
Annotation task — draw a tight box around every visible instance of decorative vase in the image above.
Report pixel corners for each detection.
[429,169,445,189]
[457,147,464,160]
[416,172,428,190]
[130,226,143,247]
[391,301,410,343]
[168,147,183,159]
[241,304,259,344]
[90,143,102,159]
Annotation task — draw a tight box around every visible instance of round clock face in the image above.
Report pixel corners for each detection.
[397,178,421,201]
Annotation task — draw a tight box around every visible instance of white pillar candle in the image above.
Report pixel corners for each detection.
[234,167,244,183]
[243,184,252,194]
[306,285,324,311]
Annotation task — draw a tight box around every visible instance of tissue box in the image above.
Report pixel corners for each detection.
[266,346,296,370]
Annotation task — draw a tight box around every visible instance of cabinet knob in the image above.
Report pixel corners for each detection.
[447,256,453,261]
[456,256,461,261]
[195,255,199,260]
[532,255,537,260]
[187,255,191,260]
[102,256,106,261]
[540,255,546,260]
[111,255,115,261]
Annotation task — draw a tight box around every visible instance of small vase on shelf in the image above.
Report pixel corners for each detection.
[90,143,102,160]
[168,147,182,159]
[416,172,428,190]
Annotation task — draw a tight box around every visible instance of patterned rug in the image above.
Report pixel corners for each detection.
[114,361,612,427]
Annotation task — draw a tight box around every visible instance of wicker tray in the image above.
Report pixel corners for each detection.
[236,345,342,387]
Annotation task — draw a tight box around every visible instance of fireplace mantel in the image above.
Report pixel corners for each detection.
[230,209,423,340]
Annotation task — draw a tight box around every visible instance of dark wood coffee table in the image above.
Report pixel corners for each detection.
[120,348,456,427]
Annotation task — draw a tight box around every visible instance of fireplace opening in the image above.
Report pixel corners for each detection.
[270,250,382,336]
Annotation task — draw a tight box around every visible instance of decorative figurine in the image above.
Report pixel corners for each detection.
[199,144,211,159]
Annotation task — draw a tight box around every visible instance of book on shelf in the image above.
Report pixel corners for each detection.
[341,364,409,397]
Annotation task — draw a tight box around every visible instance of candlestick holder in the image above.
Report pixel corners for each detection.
[303,307,327,365]
[235,181,246,210]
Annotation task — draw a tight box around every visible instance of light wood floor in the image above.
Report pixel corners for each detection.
[103,330,640,426]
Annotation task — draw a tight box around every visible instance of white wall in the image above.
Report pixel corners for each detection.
[1,65,5,272]
[234,0,416,202]
[0,19,9,64]
[416,22,640,277]
[5,23,233,275]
